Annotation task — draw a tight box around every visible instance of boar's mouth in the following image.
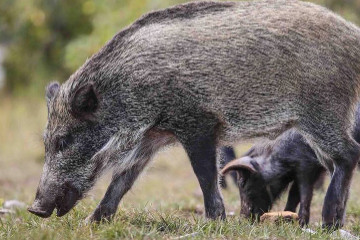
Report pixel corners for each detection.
[55,183,82,217]
[28,183,82,218]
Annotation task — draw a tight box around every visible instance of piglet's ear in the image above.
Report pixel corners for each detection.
[70,82,99,119]
[221,156,258,175]
[46,82,60,103]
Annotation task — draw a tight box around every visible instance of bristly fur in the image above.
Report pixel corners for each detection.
[30,0,360,228]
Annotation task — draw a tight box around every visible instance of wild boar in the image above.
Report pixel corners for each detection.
[28,0,360,229]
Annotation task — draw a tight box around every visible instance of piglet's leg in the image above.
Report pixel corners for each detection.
[284,181,300,213]
[219,146,237,188]
[298,181,314,227]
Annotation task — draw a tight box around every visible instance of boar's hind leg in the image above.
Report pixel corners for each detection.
[284,182,300,213]
[299,123,360,230]
[321,140,359,230]
[177,129,226,220]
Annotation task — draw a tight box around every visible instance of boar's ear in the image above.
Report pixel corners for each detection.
[221,156,258,175]
[46,82,60,104]
[70,82,99,119]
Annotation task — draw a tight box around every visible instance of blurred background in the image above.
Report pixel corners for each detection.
[1,0,360,222]
[1,0,360,97]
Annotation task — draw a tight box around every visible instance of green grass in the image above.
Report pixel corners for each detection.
[1,97,360,239]
[0,206,342,240]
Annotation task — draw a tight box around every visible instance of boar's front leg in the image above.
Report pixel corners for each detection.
[176,128,226,220]
[86,164,144,222]
[86,128,174,223]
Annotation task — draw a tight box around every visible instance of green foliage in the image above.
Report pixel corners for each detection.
[323,0,360,25]
[63,0,189,71]
[0,0,93,95]
[1,0,360,96]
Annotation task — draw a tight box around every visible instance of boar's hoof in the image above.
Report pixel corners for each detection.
[322,222,343,232]
[85,205,116,223]
[205,206,226,220]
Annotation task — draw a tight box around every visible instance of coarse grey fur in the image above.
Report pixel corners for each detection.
[29,0,360,229]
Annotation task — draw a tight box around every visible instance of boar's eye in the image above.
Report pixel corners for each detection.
[55,135,73,152]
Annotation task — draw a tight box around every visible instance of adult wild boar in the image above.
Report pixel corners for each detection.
[28,0,360,229]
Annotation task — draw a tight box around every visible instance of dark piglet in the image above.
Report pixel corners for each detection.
[28,1,360,229]
[221,104,360,226]
[218,147,326,190]
[222,131,325,226]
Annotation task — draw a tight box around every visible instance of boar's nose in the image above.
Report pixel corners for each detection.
[28,198,55,218]
[28,186,56,218]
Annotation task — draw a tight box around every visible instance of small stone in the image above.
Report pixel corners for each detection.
[331,229,359,240]
[302,228,316,235]
[3,200,26,209]
[227,211,235,216]
[0,208,15,215]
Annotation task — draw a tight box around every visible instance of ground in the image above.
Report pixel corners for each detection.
[1,97,360,239]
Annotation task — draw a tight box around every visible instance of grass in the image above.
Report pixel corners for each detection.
[1,96,360,239]
[0,208,337,240]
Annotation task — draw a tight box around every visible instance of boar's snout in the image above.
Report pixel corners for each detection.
[28,197,55,218]
[28,182,82,218]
